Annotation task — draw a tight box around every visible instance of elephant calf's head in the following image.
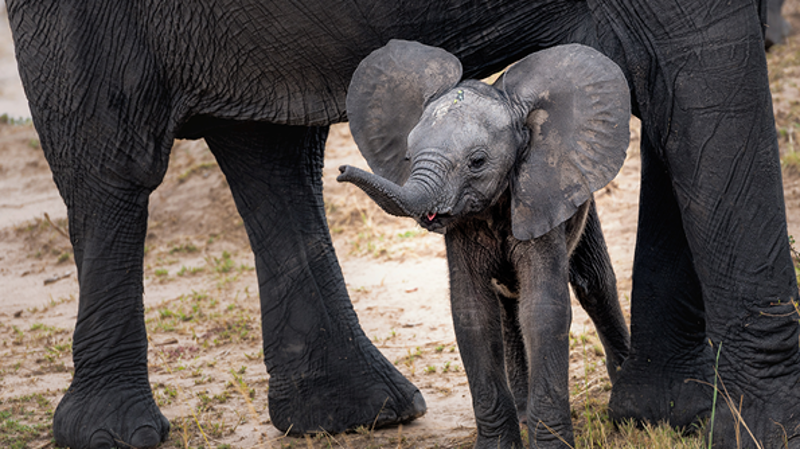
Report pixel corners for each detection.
[338,40,631,240]
[394,80,524,231]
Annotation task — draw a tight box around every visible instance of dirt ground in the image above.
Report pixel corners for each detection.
[3,5,800,449]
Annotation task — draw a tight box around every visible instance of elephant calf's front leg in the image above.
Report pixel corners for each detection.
[515,226,574,448]
[446,232,523,448]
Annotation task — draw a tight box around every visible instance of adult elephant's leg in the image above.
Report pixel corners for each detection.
[663,30,800,449]
[41,128,172,448]
[54,181,171,449]
[204,122,425,435]
[608,132,713,428]
[621,2,800,445]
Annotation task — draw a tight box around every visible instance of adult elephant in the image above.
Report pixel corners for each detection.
[7,1,798,448]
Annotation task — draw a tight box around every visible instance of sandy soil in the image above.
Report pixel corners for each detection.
[2,5,800,449]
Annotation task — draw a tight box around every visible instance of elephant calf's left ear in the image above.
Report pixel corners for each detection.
[500,44,631,241]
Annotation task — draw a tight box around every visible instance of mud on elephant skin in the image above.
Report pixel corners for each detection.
[338,41,632,448]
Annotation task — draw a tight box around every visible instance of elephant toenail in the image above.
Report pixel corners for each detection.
[411,391,427,418]
[130,425,163,448]
[89,429,114,449]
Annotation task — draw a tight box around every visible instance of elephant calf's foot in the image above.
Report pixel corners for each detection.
[267,349,426,435]
[608,355,713,430]
[54,379,169,449]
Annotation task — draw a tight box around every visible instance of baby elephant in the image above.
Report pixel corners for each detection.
[338,40,631,448]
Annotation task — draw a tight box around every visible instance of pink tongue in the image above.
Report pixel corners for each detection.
[426,213,437,221]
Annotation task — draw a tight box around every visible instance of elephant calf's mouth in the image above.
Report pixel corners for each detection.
[419,212,452,233]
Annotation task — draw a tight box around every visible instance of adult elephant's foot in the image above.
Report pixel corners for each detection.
[710,389,800,448]
[267,340,426,435]
[53,376,169,449]
[608,348,714,430]
[708,364,800,448]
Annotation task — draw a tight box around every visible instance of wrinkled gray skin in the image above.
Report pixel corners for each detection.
[339,44,632,448]
[8,1,800,448]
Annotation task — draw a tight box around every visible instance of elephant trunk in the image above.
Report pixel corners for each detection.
[337,165,441,219]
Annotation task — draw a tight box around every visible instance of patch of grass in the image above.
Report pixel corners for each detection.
[205,313,257,347]
[782,148,800,172]
[177,265,205,276]
[0,410,51,449]
[374,328,397,344]
[441,360,459,373]
[169,242,199,254]
[153,382,179,406]
[13,216,72,262]
[0,393,56,449]
[177,161,218,182]
[26,294,76,315]
[0,114,33,126]
[395,346,424,375]
[351,229,392,258]
[209,251,252,275]
[146,290,221,335]
[610,420,704,448]
[568,332,706,449]
[398,229,426,239]
[3,322,71,349]
[146,287,258,349]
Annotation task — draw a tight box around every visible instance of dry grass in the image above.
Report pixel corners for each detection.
[6,7,800,447]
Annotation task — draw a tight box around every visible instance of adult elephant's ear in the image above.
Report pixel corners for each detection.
[346,40,462,185]
[498,44,630,241]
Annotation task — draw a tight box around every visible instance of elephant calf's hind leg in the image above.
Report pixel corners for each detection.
[568,200,629,383]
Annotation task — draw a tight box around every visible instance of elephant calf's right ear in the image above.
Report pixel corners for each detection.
[346,39,463,186]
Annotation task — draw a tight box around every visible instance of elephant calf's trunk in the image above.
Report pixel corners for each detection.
[337,165,413,217]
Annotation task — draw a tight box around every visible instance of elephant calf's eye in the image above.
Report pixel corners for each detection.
[469,154,487,171]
